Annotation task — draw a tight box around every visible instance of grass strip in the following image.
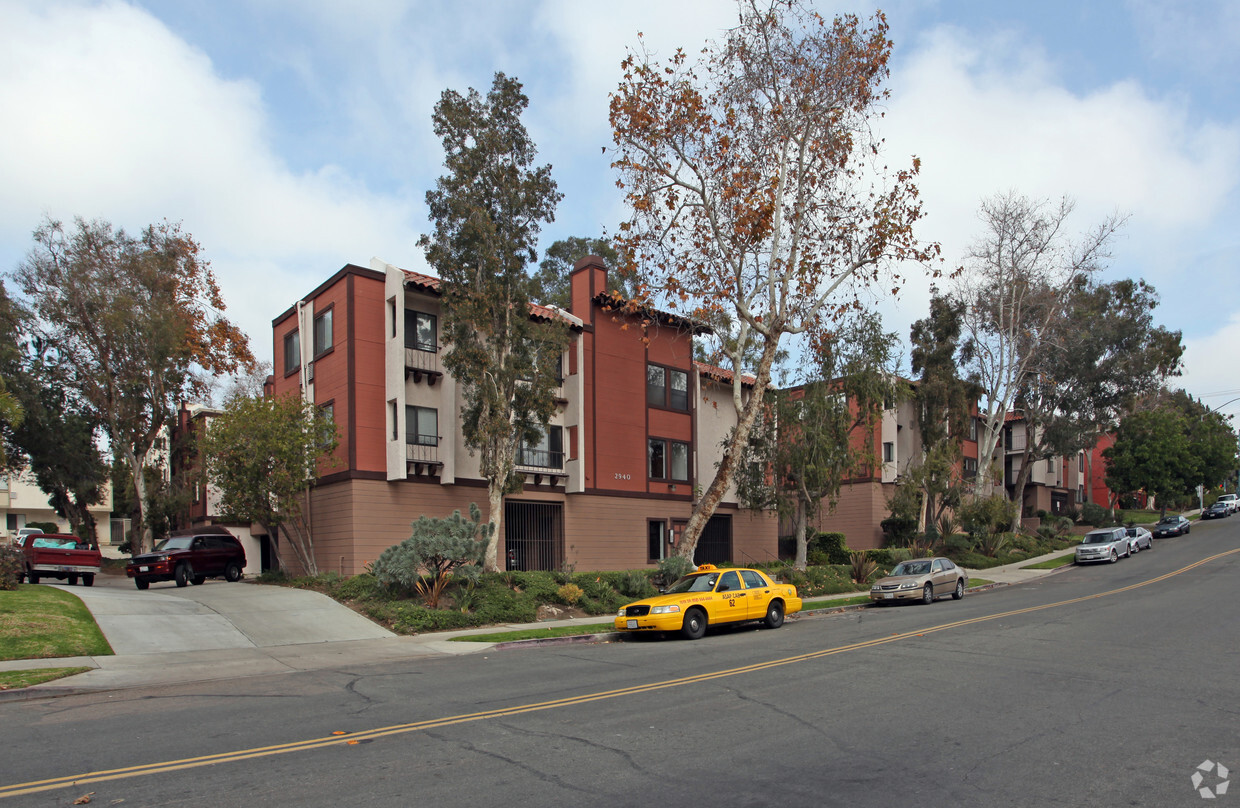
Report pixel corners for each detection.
[449,623,615,643]
[1020,554,1076,570]
[0,667,92,690]
[0,586,113,661]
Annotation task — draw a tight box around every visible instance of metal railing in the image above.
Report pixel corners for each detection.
[516,448,564,470]
[405,346,442,375]
[405,442,440,463]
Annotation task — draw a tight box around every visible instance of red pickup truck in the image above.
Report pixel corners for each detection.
[16,533,103,586]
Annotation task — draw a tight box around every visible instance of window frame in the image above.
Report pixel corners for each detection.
[406,405,439,447]
[646,363,689,411]
[405,309,438,353]
[519,424,564,469]
[647,519,667,562]
[283,329,301,377]
[313,307,333,357]
[882,442,895,463]
[649,437,691,482]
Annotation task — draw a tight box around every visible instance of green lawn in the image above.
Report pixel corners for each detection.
[0,585,113,661]
[1020,554,1076,570]
[449,623,615,643]
[0,667,91,690]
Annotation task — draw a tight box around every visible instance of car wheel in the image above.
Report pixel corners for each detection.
[952,579,965,600]
[681,608,707,640]
[1109,550,1118,563]
[82,574,94,587]
[27,570,40,585]
[1185,526,1190,534]
[764,600,785,629]
[174,563,192,588]
[135,578,150,590]
[67,574,79,585]
[224,562,242,583]
[921,583,934,605]
[191,575,206,586]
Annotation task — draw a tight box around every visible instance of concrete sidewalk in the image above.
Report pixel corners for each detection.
[1,553,1077,700]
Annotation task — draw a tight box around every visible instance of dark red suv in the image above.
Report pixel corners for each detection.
[126,527,246,590]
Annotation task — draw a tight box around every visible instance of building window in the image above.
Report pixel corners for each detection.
[647,364,688,411]
[406,310,437,352]
[963,457,978,479]
[406,406,438,446]
[313,309,333,356]
[283,330,300,375]
[649,438,690,481]
[882,442,894,463]
[647,520,667,561]
[969,418,978,441]
[390,401,398,441]
[1047,458,1055,473]
[320,402,334,423]
[519,425,563,469]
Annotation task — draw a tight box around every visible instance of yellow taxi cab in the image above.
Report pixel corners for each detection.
[615,564,803,640]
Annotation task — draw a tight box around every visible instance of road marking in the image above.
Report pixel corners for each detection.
[2,547,1236,799]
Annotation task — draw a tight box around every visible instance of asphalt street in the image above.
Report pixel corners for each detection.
[2,523,1238,807]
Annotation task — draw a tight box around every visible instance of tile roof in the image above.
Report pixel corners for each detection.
[694,361,757,387]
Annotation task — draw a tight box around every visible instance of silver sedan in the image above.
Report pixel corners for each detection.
[1125,526,1153,553]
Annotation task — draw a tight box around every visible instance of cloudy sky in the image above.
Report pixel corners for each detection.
[2,1,1238,414]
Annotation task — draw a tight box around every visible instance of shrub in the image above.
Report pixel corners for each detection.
[556,583,584,605]
[975,531,1011,558]
[957,496,1015,537]
[808,532,851,565]
[618,570,657,599]
[371,503,493,606]
[655,556,693,587]
[26,521,60,534]
[1080,502,1113,527]
[849,551,877,584]
[0,545,22,590]
[880,516,918,546]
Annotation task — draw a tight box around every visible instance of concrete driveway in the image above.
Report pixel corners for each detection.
[53,572,394,655]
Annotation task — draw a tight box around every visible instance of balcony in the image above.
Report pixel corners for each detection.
[515,447,567,487]
[405,346,443,385]
[1005,432,1026,453]
[405,440,442,477]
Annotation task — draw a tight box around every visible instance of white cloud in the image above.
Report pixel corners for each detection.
[0,1,425,362]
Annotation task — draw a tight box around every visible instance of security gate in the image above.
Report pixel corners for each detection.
[504,501,564,571]
[694,514,732,566]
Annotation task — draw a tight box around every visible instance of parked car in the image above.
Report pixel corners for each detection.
[126,527,246,589]
[1125,526,1153,552]
[869,557,968,605]
[1217,493,1239,513]
[17,533,102,585]
[615,564,802,639]
[1152,515,1191,538]
[1202,501,1230,520]
[1075,527,1132,564]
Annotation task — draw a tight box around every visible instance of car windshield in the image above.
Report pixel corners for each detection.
[1157,518,1179,526]
[665,573,719,594]
[153,537,193,552]
[1083,533,1115,544]
[891,561,931,576]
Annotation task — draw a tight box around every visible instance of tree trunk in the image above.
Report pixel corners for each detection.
[126,448,151,555]
[485,478,504,573]
[793,497,808,572]
[1009,443,1036,531]
[676,337,780,562]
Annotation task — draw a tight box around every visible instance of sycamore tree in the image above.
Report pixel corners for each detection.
[954,193,1124,494]
[201,393,338,575]
[13,217,253,554]
[736,312,900,570]
[420,73,568,572]
[610,1,935,560]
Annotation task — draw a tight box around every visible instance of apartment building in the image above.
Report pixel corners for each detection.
[268,255,777,576]
[806,386,981,549]
[0,470,113,543]
[997,412,1085,520]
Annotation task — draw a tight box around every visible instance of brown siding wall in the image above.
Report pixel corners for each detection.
[351,275,388,472]
[300,479,779,575]
[810,481,891,550]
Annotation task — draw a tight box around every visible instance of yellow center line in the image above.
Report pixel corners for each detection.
[3,547,1236,800]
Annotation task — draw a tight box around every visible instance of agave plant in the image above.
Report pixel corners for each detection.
[849,551,877,584]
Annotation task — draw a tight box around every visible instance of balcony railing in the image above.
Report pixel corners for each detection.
[405,346,442,383]
[516,448,565,471]
[405,441,440,463]
[1006,432,1027,452]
